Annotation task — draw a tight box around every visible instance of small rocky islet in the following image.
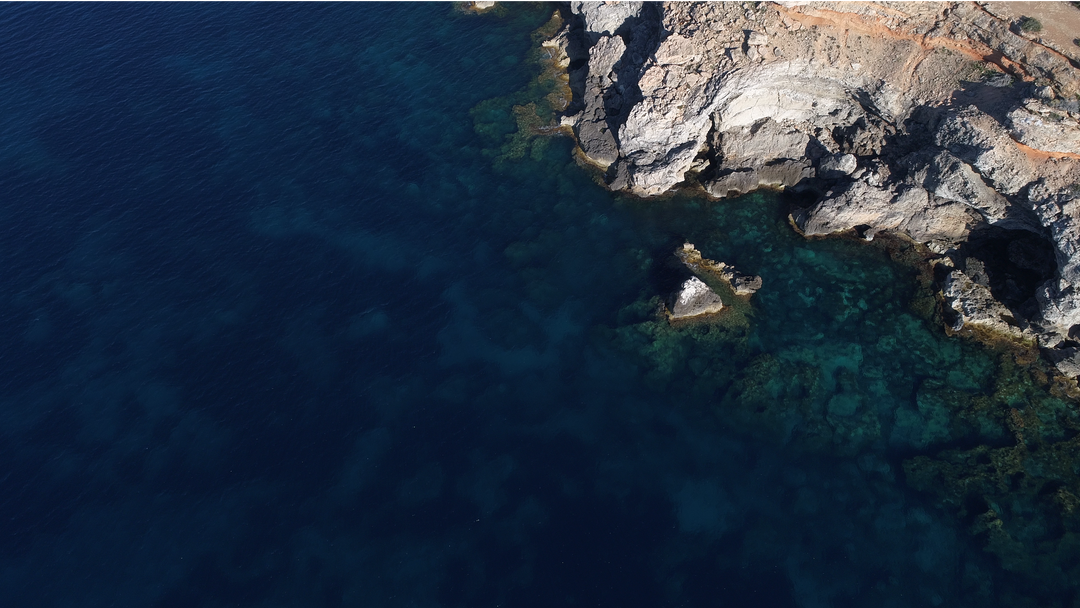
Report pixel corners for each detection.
[485,0,1080,602]
[669,242,761,321]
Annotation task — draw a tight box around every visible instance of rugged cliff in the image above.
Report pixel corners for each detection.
[549,1,1080,376]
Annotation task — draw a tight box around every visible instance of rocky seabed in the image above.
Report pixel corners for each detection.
[551,1,1080,378]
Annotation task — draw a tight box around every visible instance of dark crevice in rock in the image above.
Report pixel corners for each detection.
[561,7,591,120]
[948,79,1030,127]
[649,245,699,300]
[958,227,1058,319]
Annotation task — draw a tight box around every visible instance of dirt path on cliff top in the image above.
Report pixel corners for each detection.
[984,1,1080,64]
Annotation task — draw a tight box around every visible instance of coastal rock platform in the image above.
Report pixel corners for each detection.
[550,1,1080,376]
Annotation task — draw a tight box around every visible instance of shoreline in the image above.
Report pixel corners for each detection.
[546,1,1080,379]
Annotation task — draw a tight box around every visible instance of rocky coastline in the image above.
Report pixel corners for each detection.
[547,1,1080,378]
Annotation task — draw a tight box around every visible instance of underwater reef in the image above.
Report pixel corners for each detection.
[474,2,1080,603]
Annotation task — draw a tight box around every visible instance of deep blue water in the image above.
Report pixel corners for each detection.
[0,3,1069,607]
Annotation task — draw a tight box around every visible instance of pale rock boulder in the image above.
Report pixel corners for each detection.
[818,153,858,179]
[1006,103,1080,155]
[670,277,725,320]
[570,1,643,40]
[795,181,904,238]
[746,31,768,47]
[796,181,978,243]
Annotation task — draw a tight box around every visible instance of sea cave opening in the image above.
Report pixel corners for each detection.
[958,226,1058,320]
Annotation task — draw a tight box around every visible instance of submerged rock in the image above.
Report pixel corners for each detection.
[670,276,724,320]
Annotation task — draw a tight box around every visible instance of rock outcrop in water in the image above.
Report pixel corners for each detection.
[676,242,762,296]
[669,276,725,320]
[667,243,764,321]
[549,1,1080,377]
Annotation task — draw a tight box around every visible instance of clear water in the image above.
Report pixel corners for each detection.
[0,4,1074,607]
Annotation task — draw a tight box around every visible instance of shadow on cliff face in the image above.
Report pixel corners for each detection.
[561,2,664,144]
[560,7,590,119]
[958,226,1057,319]
[947,77,1028,127]
[606,3,663,138]
[891,76,1025,160]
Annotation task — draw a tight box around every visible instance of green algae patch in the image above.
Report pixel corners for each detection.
[783,222,1080,586]
[469,10,571,170]
[903,348,1080,594]
[605,295,752,394]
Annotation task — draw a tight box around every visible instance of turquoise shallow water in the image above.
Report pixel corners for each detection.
[0,3,1076,607]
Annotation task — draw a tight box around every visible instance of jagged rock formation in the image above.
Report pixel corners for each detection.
[549,1,1080,376]
[941,262,1024,339]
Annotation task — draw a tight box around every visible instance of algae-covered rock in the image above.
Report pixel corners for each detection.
[608,294,751,393]
[718,348,885,456]
[902,352,1080,592]
[941,267,1024,339]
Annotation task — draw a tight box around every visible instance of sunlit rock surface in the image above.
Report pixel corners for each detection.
[670,276,724,320]
[676,242,762,297]
[549,1,1080,376]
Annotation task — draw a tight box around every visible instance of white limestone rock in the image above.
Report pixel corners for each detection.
[795,180,978,243]
[918,151,1014,227]
[818,153,858,178]
[670,277,724,320]
[934,106,1035,196]
[570,1,643,39]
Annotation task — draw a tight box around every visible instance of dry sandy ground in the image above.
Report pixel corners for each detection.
[984,1,1080,64]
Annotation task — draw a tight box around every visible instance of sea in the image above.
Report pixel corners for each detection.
[0,3,1074,607]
